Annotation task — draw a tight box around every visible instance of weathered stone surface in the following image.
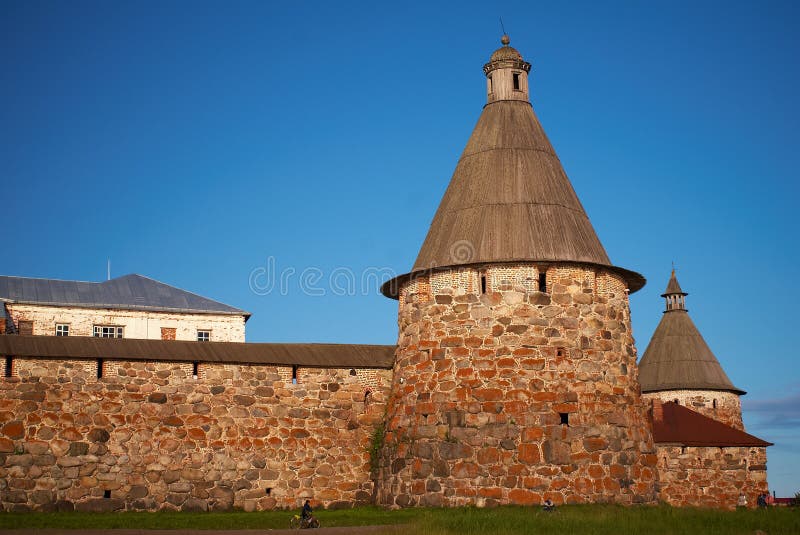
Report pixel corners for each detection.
[147,393,167,404]
[0,358,390,512]
[378,265,661,508]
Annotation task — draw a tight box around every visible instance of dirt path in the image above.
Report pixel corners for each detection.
[0,527,408,535]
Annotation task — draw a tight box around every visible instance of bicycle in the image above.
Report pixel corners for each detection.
[289,514,320,529]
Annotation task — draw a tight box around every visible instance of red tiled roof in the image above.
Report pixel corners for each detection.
[652,402,772,447]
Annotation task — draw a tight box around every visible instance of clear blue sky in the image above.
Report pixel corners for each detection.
[2,1,798,496]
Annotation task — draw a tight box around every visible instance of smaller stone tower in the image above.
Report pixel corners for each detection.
[638,271,746,430]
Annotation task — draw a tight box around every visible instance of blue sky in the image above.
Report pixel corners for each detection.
[2,1,798,496]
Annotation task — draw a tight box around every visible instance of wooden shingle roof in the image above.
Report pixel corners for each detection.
[381,45,644,298]
[0,334,396,369]
[638,275,744,394]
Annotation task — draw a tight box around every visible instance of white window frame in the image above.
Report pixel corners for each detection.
[93,325,123,338]
[55,324,70,337]
[197,330,211,342]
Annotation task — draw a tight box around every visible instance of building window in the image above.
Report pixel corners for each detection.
[538,272,547,293]
[513,72,520,90]
[97,358,105,379]
[712,399,717,409]
[94,326,123,338]
[4,356,12,378]
[480,274,487,294]
[291,365,298,385]
[559,412,569,426]
[18,321,33,335]
[488,75,493,93]
[192,362,200,379]
[197,330,211,342]
[55,324,70,337]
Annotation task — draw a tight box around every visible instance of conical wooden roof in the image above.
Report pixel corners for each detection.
[662,270,687,296]
[381,43,644,298]
[638,275,744,394]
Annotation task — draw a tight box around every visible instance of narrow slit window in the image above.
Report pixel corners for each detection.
[97,358,104,379]
[291,365,298,385]
[4,356,12,378]
[488,75,493,92]
[480,274,487,294]
[192,362,200,379]
[538,272,547,293]
[559,412,569,426]
[513,72,520,90]
[674,399,679,405]
[712,399,717,409]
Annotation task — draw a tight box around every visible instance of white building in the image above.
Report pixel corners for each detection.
[0,274,249,342]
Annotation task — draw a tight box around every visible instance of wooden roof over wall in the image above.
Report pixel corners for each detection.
[652,402,771,447]
[0,335,396,369]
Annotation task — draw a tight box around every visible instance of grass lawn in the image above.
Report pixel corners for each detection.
[0,504,798,534]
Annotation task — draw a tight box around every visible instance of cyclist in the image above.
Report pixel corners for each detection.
[301,500,315,528]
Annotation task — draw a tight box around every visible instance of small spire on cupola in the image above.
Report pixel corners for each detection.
[662,269,688,312]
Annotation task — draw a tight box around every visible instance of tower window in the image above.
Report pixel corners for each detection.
[538,272,547,293]
[488,75,493,93]
[4,356,12,378]
[97,358,104,379]
[559,412,569,426]
[513,72,520,91]
[480,274,487,294]
[291,365,298,385]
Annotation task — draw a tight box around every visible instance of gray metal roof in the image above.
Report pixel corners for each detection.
[0,335,395,369]
[0,274,250,318]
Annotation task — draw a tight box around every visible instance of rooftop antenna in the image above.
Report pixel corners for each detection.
[107,259,111,281]
[499,17,507,38]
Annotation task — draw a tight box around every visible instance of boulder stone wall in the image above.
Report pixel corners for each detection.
[378,264,659,507]
[656,445,768,509]
[0,359,390,512]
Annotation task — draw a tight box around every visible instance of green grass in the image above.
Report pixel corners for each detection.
[0,504,797,534]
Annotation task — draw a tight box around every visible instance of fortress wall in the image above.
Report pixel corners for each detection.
[0,357,390,512]
[642,390,743,431]
[379,264,658,507]
[656,445,768,509]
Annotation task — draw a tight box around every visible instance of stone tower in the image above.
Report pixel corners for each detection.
[638,271,746,430]
[377,36,658,507]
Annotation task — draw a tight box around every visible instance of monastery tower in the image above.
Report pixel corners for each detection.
[377,36,658,507]
[638,271,746,430]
